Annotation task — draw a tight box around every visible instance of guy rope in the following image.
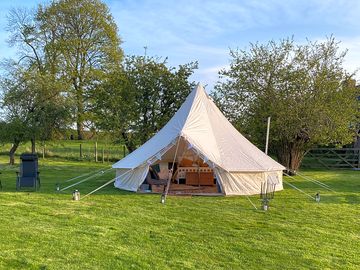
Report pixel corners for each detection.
[60,167,113,191]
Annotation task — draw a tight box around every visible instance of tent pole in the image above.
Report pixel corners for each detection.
[265,116,271,155]
[197,155,200,187]
[162,136,181,203]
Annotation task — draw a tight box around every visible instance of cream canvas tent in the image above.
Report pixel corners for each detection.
[112,84,285,195]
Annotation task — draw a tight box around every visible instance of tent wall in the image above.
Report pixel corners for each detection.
[113,85,285,172]
[114,164,149,192]
[214,169,283,195]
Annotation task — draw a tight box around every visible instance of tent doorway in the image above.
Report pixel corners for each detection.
[139,140,222,195]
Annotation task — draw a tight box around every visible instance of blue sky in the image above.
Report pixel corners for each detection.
[1,0,360,90]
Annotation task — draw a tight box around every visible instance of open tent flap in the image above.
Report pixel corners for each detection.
[114,164,150,192]
[114,137,219,192]
[214,168,283,195]
[114,137,183,192]
[150,137,219,174]
[154,137,212,166]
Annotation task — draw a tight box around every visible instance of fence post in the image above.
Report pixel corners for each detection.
[102,147,105,163]
[123,145,126,157]
[95,142,98,162]
[107,147,110,162]
[80,144,83,159]
[42,144,45,159]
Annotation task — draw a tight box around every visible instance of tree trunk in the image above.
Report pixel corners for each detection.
[9,139,20,165]
[77,120,84,140]
[76,97,84,140]
[31,137,36,154]
[276,142,306,174]
[74,79,84,140]
[121,132,136,153]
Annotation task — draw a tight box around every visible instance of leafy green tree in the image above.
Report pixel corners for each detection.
[0,119,28,165]
[37,0,123,139]
[6,0,123,140]
[93,55,198,152]
[0,64,70,164]
[213,37,359,172]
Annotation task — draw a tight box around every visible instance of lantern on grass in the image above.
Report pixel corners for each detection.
[72,189,80,201]
[315,193,320,203]
[160,194,166,204]
[55,183,60,192]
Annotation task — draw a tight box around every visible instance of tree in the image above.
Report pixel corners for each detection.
[37,0,123,139]
[0,63,70,164]
[1,6,74,162]
[93,55,198,152]
[6,0,123,140]
[213,37,359,172]
[0,119,28,165]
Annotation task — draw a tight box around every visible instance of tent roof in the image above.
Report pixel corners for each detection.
[112,84,285,172]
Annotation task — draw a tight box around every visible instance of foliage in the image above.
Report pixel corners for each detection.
[0,119,27,145]
[0,59,71,163]
[0,154,359,269]
[93,55,198,152]
[5,0,123,140]
[1,66,70,139]
[213,37,359,171]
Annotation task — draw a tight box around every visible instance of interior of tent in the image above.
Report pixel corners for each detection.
[139,137,222,195]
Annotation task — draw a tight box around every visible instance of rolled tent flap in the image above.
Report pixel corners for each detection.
[114,164,150,192]
[214,168,283,195]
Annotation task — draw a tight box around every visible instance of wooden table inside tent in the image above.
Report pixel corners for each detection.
[177,167,215,186]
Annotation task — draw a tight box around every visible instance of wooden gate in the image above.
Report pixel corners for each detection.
[302,148,360,169]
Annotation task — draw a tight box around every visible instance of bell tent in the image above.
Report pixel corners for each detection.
[112,84,285,195]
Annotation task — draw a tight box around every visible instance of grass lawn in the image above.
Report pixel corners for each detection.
[0,156,359,269]
[0,140,127,163]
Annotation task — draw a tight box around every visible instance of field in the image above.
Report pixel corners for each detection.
[0,140,128,162]
[0,153,359,269]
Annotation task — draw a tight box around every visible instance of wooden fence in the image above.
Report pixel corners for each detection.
[302,148,360,169]
[0,143,128,163]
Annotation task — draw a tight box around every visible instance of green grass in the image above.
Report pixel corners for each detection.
[0,140,128,162]
[0,155,359,269]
